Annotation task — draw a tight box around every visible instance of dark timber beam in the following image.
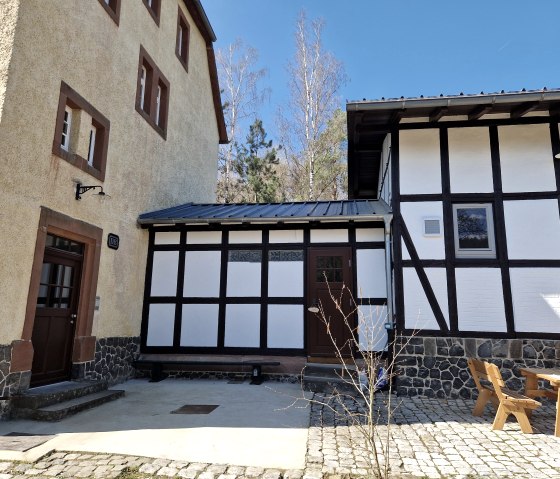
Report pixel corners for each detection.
[510,102,539,119]
[549,105,560,118]
[468,105,493,121]
[390,109,406,124]
[429,107,448,123]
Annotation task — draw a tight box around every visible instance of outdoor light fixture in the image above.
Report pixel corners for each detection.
[75,183,106,200]
[555,153,560,159]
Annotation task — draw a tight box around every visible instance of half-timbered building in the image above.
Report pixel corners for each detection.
[140,89,560,398]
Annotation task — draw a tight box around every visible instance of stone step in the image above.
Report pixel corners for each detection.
[11,381,109,410]
[12,389,125,421]
[303,363,360,394]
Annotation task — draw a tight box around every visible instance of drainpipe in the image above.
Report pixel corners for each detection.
[383,214,394,347]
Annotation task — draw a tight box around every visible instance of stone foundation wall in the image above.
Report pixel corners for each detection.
[135,369,300,384]
[395,336,560,399]
[1,343,32,419]
[75,336,140,385]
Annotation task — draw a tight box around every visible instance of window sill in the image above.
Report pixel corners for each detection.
[52,145,105,181]
[135,103,167,140]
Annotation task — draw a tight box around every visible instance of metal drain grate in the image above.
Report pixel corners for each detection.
[171,404,219,414]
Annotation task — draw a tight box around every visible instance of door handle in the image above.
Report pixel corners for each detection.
[71,313,77,319]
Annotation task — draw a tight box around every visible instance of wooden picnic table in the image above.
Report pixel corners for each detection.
[520,367,560,437]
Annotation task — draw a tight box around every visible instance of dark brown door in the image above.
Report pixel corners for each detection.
[31,236,83,387]
[307,247,354,358]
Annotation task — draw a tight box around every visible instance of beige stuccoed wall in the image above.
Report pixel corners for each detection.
[0,0,19,122]
[0,0,220,343]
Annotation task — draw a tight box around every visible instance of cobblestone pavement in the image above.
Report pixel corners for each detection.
[1,393,559,478]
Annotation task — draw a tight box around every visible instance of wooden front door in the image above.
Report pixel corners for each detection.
[31,235,83,387]
[307,247,354,358]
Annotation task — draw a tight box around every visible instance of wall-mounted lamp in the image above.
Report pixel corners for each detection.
[555,153,560,159]
[75,183,106,200]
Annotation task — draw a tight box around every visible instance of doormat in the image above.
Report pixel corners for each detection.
[0,432,55,451]
[171,404,219,415]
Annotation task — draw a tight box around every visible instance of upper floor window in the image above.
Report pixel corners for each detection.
[452,203,496,258]
[136,46,170,139]
[53,82,110,181]
[98,0,120,25]
[176,7,190,72]
[142,0,161,25]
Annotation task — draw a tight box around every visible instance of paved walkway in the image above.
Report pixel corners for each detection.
[0,383,560,478]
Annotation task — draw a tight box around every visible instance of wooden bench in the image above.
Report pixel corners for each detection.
[133,359,281,385]
[467,358,541,434]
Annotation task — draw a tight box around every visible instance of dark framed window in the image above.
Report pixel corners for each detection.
[52,82,110,181]
[452,203,496,258]
[142,0,161,25]
[176,7,190,72]
[98,0,121,25]
[136,46,170,139]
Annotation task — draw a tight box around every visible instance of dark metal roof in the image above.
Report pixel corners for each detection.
[138,200,392,225]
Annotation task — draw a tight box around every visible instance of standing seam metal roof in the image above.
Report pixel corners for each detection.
[138,200,391,225]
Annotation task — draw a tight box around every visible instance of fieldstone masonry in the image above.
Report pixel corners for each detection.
[80,336,140,385]
[396,336,560,398]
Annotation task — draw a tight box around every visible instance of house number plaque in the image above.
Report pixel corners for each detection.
[107,233,120,250]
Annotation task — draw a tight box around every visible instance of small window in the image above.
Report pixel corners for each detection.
[61,106,72,151]
[136,46,170,139]
[53,82,110,181]
[98,0,120,25]
[142,0,161,25]
[452,203,496,258]
[87,125,97,166]
[176,7,190,71]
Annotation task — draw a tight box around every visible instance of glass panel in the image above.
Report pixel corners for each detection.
[228,250,262,263]
[316,255,343,283]
[62,265,74,287]
[59,288,71,308]
[269,250,303,262]
[46,234,84,255]
[40,262,52,284]
[456,207,489,249]
[37,285,48,307]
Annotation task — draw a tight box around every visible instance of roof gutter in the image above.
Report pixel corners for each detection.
[346,90,560,112]
[138,213,393,226]
[189,0,216,42]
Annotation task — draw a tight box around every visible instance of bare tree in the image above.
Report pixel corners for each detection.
[216,40,268,203]
[279,11,348,201]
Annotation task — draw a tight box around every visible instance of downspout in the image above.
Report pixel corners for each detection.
[384,214,394,342]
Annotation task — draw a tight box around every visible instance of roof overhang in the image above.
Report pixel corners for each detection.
[346,89,560,200]
[182,0,228,144]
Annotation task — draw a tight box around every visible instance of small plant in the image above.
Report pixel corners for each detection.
[304,280,416,479]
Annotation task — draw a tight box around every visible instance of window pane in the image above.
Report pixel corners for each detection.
[457,207,489,249]
[316,255,343,283]
[227,250,261,296]
[268,250,303,297]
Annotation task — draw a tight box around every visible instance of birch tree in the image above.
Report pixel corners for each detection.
[216,40,268,202]
[279,11,348,201]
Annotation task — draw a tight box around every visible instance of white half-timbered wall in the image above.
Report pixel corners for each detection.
[143,224,389,353]
[394,118,560,337]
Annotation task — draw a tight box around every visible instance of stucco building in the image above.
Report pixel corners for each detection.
[0,0,226,411]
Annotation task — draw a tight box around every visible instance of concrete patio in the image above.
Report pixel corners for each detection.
[0,379,559,478]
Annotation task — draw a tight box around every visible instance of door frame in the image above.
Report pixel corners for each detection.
[13,207,103,379]
[306,246,355,358]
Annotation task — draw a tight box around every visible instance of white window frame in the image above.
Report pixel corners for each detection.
[61,106,72,151]
[452,203,496,258]
[87,125,97,166]
[139,65,147,111]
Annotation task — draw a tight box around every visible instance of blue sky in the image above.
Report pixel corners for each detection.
[202,0,560,141]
